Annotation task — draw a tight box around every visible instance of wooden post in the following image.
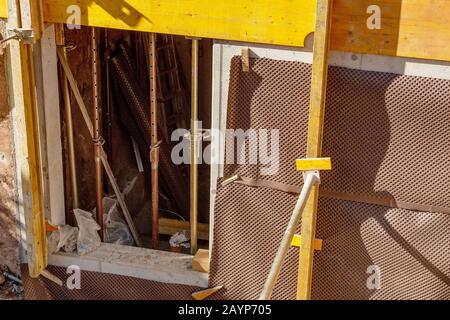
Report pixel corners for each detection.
[39,24,66,226]
[190,38,199,254]
[6,0,47,277]
[55,24,79,210]
[296,0,333,300]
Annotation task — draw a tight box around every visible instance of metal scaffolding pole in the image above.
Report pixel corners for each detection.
[149,33,160,249]
[91,27,104,239]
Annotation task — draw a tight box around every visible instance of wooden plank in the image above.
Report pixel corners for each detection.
[36,0,450,61]
[39,24,65,226]
[296,0,333,300]
[159,218,209,241]
[192,249,209,273]
[192,286,223,300]
[3,1,450,60]
[40,269,63,286]
[241,48,250,72]
[331,0,450,62]
[190,38,199,254]
[6,0,47,278]
[43,0,315,47]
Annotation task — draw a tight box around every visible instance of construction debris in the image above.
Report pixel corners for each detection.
[102,197,134,246]
[0,265,23,300]
[169,232,190,250]
[47,225,78,254]
[74,209,101,255]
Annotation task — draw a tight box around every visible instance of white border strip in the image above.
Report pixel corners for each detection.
[49,243,208,288]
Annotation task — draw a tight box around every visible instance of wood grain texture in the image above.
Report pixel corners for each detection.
[6,0,48,278]
[297,0,333,300]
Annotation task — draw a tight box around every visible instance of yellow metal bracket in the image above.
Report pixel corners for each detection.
[291,235,323,251]
[296,157,331,172]
[292,158,329,252]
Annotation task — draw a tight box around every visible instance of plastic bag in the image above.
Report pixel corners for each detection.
[59,225,78,253]
[169,231,190,248]
[74,209,101,255]
[47,225,78,254]
[101,197,134,246]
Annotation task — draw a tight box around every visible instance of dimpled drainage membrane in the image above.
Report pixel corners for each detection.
[208,57,450,300]
[21,265,200,300]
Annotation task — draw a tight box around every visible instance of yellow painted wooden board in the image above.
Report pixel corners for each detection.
[0,0,6,18]
[43,0,316,47]
[7,0,48,277]
[41,0,450,62]
[296,157,331,171]
[2,1,450,60]
[297,0,332,300]
[331,0,450,62]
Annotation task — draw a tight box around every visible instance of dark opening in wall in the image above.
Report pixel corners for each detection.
[61,26,212,251]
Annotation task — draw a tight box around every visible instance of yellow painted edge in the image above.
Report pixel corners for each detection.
[291,235,323,251]
[0,0,6,18]
[17,39,47,278]
[296,157,331,171]
[43,0,315,48]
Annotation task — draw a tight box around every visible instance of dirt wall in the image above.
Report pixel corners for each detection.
[0,48,19,276]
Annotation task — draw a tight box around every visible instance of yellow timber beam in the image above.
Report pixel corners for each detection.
[6,0,47,277]
[296,0,333,300]
[1,1,450,61]
[0,0,5,18]
[43,0,315,47]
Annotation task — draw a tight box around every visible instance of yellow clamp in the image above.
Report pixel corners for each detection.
[291,235,323,251]
[296,157,332,171]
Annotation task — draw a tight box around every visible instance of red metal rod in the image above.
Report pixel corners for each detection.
[91,27,104,240]
[149,33,159,249]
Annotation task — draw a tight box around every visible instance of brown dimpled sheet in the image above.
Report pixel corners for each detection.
[209,56,450,299]
[21,265,200,300]
[223,57,450,211]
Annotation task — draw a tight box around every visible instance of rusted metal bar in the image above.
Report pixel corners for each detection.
[91,27,104,240]
[55,24,79,210]
[103,29,113,168]
[57,47,143,247]
[149,33,160,249]
[109,51,189,217]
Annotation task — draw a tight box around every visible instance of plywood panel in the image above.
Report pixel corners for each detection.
[43,0,316,47]
[331,0,450,62]
[1,1,449,60]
